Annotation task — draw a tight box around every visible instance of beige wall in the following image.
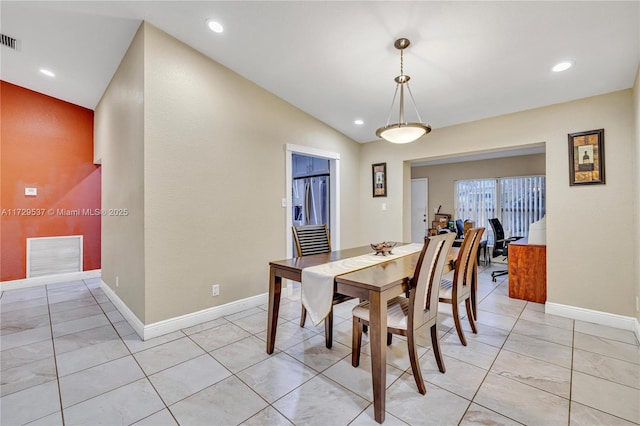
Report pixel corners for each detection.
[94,24,146,320]
[95,22,638,326]
[411,154,545,222]
[96,23,361,324]
[361,90,636,317]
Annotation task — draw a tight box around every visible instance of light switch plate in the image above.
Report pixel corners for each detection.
[25,187,37,196]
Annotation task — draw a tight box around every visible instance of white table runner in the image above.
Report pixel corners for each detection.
[301,243,424,326]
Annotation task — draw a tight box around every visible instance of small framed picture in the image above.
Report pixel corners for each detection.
[372,162,387,197]
[568,129,605,186]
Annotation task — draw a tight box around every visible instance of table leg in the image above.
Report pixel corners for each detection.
[266,267,281,354]
[368,291,387,424]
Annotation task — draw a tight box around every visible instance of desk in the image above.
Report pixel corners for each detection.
[266,245,456,424]
[507,238,546,303]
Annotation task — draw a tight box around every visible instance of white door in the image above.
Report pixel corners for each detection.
[411,178,429,243]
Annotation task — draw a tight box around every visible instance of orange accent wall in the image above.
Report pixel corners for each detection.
[1,81,101,281]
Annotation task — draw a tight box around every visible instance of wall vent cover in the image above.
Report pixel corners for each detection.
[27,236,83,278]
[1,33,18,50]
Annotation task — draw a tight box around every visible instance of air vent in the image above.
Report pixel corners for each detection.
[27,236,83,278]
[1,33,18,50]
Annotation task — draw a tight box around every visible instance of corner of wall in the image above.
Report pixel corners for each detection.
[633,65,640,324]
[94,21,146,323]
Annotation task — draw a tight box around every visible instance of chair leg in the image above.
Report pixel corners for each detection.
[465,298,477,334]
[299,305,307,327]
[491,270,508,282]
[352,318,362,367]
[471,263,478,320]
[451,300,467,346]
[430,324,446,373]
[471,290,478,320]
[359,299,368,333]
[324,310,333,349]
[407,330,426,395]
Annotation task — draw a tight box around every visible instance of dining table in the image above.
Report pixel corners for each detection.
[266,243,458,424]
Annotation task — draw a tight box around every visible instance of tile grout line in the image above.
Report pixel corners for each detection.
[3,276,637,425]
[469,278,631,424]
[567,318,576,426]
[454,276,524,425]
[45,282,67,426]
[52,281,174,424]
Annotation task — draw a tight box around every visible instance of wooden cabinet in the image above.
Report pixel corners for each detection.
[508,239,546,303]
[293,155,329,178]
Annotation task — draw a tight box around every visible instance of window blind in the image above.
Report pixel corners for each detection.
[454,176,545,242]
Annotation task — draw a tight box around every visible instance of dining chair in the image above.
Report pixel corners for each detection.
[439,227,485,346]
[292,224,354,348]
[351,232,456,394]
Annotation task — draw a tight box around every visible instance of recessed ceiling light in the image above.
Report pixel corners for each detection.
[552,61,573,72]
[39,68,55,77]
[206,19,224,33]
[354,119,364,125]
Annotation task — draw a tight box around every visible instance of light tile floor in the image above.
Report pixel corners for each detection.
[1,265,639,425]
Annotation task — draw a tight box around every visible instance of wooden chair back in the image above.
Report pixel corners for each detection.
[292,224,331,257]
[452,227,485,299]
[409,232,456,330]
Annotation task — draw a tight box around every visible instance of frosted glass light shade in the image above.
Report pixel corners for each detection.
[376,122,431,144]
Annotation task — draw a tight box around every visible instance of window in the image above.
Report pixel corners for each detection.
[454,179,497,238]
[454,176,545,242]
[499,176,546,238]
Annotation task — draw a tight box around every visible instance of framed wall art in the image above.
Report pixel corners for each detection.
[372,162,387,197]
[568,129,605,186]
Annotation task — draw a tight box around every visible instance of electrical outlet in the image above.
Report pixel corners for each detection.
[116,276,119,287]
[212,284,220,297]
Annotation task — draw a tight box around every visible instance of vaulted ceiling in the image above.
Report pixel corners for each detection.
[2,1,638,143]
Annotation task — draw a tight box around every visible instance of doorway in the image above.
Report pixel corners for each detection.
[285,144,340,259]
[411,178,428,243]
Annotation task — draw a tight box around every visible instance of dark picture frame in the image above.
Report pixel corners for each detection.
[568,129,605,186]
[372,162,387,197]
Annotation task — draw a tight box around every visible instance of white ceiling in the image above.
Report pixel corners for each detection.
[1,1,638,144]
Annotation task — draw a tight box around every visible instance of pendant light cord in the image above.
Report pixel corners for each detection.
[384,84,400,127]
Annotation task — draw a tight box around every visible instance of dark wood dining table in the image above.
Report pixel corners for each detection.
[266,244,457,424]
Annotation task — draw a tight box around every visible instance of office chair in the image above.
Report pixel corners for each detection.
[488,218,522,282]
[455,219,465,239]
[452,219,465,247]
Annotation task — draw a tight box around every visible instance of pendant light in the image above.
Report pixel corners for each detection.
[375,38,431,144]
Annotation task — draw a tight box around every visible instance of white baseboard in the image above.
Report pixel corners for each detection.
[99,280,145,339]
[100,280,268,341]
[0,269,101,291]
[545,302,640,342]
[142,293,268,340]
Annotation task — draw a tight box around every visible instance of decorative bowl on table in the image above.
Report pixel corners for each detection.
[370,241,397,256]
